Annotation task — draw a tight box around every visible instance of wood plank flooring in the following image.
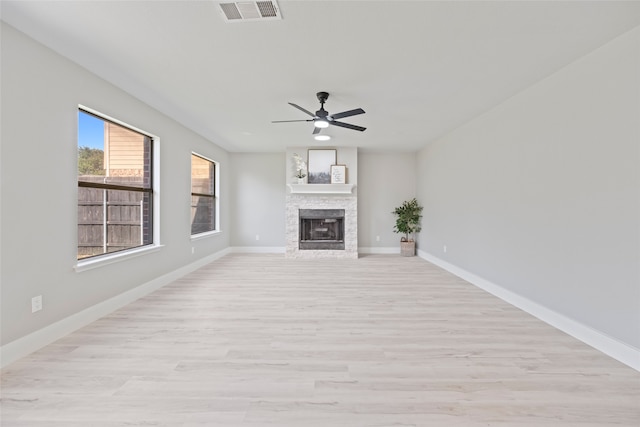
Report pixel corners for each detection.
[2,254,639,426]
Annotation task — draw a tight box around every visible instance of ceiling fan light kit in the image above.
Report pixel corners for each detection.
[273,91,366,135]
[314,135,331,141]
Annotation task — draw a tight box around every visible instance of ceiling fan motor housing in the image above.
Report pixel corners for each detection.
[316,91,329,103]
[315,109,329,118]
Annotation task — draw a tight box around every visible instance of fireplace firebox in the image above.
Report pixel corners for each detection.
[299,209,345,250]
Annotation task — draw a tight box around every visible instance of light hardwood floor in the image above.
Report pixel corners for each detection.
[1,254,639,426]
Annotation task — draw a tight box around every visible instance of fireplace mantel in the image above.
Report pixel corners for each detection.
[287,184,355,194]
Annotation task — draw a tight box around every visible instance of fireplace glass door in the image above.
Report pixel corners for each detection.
[299,209,345,250]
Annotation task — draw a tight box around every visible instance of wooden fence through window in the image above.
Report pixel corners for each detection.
[77,177,148,259]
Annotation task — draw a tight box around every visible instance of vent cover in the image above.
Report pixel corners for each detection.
[218,1,281,22]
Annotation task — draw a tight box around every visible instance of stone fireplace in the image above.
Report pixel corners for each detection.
[285,191,357,259]
[285,147,358,259]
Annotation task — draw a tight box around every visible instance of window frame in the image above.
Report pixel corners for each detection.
[75,106,161,271]
[190,152,219,237]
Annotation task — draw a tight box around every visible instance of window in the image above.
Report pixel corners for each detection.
[77,109,154,260]
[191,153,216,235]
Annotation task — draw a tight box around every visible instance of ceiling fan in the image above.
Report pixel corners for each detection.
[272,92,366,134]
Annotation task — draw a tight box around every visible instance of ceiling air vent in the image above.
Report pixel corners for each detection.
[218,1,282,22]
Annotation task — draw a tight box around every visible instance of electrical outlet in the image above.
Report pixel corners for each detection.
[443,245,447,253]
[255,234,260,241]
[376,235,380,242]
[191,247,195,254]
[32,295,42,313]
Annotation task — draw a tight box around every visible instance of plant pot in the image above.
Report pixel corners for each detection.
[400,240,415,257]
[297,177,306,184]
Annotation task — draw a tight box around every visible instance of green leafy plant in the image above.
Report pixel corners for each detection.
[78,146,105,175]
[392,198,423,242]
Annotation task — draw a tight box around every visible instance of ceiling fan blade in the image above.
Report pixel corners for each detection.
[288,102,315,117]
[312,126,322,135]
[272,119,313,123]
[330,121,366,132]
[330,108,365,120]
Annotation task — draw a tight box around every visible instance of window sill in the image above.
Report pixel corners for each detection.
[74,244,164,273]
[191,230,221,241]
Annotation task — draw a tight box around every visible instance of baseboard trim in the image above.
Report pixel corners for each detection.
[358,247,400,254]
[418,249,640,372]
[0,247,232,369]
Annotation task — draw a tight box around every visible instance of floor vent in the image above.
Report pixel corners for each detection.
[218,1,281,22]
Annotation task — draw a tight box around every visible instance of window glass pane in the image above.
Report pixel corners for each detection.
[77,109,154,260]
[191,195,215,234]
[78,186,105,259]
[191,154,214,195]
[78,111,105,177]
[78,111,151,189]
[78,188,152,259]
[190,154,216,235]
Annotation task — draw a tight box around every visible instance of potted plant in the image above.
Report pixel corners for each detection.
[392,198,423,256]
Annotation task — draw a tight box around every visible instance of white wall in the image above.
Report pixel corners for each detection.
[0,23,230,347]
[229,153,286,248]
[358,153,417,249]
[416,27,640,349]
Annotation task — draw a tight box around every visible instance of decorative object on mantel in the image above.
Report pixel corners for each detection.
[307,149,336,184]
[392,198,423,257]
[292,153,307,184]
[330,165,346,184]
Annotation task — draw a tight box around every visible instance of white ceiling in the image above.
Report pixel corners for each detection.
[2,1,640,153]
